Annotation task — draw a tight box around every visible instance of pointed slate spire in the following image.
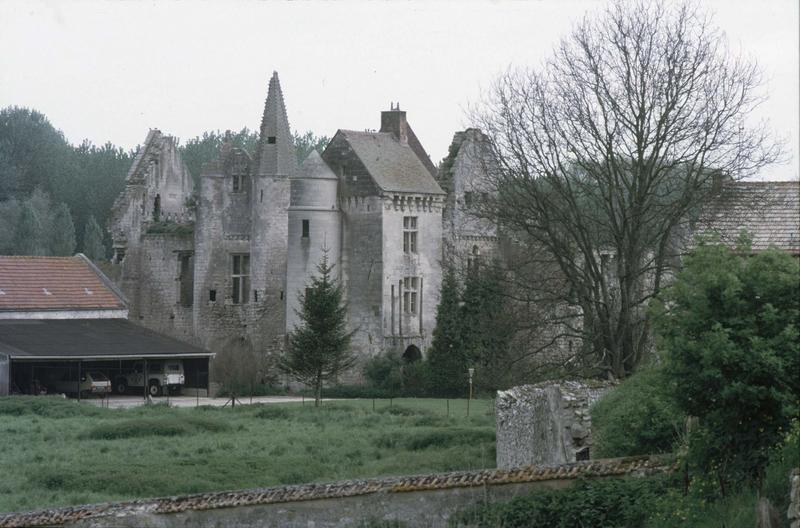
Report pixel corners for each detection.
[255,71,298,178]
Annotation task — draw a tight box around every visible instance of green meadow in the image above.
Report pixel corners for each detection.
[0,397,495,513]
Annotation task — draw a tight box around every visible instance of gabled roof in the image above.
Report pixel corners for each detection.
[0,318,211,359]
[0,255,127,313]
[334,130,445,195]
[696,181,800,254]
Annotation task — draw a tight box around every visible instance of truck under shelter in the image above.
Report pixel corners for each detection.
[0,318,212,397]
[0,255,213,397]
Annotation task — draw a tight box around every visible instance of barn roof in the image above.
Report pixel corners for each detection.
[0,255,126,313]
[696,181,800,254]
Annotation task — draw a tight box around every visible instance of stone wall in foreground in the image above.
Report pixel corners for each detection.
[496,380,615,469]
[0,456,671,528]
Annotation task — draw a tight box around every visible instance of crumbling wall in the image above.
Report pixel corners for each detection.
[496,380,615,468]
[0,456,671,528]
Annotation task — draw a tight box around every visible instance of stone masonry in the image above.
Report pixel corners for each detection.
[108,75,445,372]
[495,380,615,468]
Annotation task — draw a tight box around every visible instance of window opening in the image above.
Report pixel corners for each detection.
[403,216,418,253]
[403,276,419,315]
[302,219,310,239]
[209,290,217,302]
[231,254,250,304]
[178,253,194,307]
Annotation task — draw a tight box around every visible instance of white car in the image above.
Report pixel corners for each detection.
[47,370,111,397]
[114,360,185,396]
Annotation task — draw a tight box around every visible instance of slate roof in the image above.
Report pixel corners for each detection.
[0,318,212,359]
[696,181,800,254]
[0,255,126,312]
[298,150,337,180]
[338,130,445,195]
[0,455,672,527]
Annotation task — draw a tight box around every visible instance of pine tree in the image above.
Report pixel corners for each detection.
[49,203,76,256]
[82,215,105,261]
[13,202,44,255]
[426,266,466,397]
[280,251,356,406]
[460,260,513,393]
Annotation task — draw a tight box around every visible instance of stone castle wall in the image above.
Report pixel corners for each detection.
[496,380,615,468]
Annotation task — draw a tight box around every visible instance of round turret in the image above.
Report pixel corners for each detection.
[286,151,342,333]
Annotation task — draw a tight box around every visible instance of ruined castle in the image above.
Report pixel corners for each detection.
[108,72,485,365]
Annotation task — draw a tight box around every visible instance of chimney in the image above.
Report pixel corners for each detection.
[380,102,408,144]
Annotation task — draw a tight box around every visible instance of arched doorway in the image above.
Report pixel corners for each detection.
[402,344,422,363]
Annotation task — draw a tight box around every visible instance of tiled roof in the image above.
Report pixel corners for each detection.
[696,181,800,254]
[339,130,445,195]
[0,255,126,312]
[0,456,672,527]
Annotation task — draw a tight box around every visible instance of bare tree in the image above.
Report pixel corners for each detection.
[472,0,782,378]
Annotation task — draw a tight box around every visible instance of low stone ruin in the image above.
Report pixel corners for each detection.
[496,380,615,469]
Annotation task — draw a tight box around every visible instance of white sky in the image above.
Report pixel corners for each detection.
[1,0,797,181]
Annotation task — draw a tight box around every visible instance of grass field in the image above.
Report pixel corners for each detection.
[0,396,495,513]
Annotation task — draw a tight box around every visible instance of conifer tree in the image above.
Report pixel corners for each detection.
[280,251,355,406]
[49,203,76,256]
[460,260,513,393]
[426,266,466,397]
[82,215,105,261]
[13,201,44,255]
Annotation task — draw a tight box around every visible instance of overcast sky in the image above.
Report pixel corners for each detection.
[1,0,797,181]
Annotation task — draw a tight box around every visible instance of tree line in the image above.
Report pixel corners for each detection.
[0,106,328,258]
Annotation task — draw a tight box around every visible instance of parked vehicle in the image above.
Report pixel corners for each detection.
[46,370,111,397]
[114,360,184,396]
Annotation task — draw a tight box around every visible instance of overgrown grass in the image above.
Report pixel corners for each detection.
[0,397,495,513]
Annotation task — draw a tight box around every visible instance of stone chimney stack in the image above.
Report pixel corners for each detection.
[380,102,408,144]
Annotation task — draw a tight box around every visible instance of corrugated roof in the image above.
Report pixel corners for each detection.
[0,318,211,358]
[0,255,126,312]
[338,130,445,195]
[696,181,800,254]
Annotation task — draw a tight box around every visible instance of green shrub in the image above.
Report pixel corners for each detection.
[376,405,434,417]
[591,367,684,458]
[84,416,228,440]
[0,396,104,419]
[363,352,404,393]
[452,474,679,528]
[317,384,394,399]
[375,427,494,450]
[254,405,291,420]
[762,420,800,521]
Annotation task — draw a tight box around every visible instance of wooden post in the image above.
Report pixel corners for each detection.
[77,360,82,402]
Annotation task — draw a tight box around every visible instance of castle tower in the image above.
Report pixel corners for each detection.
[250,71,296,354]
[286,150,341,333]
